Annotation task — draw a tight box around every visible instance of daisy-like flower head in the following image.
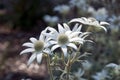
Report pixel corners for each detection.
[20,31,51,65]
[69,17,109,32]
[45,24,82,57]
[63,23,92,44]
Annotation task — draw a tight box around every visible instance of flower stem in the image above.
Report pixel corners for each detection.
[46,54,54,80]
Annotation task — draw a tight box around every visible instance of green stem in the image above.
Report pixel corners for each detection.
[46,54,54,80]
[66,60,70,80]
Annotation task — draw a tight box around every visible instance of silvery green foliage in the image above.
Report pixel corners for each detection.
[20,17,108,80]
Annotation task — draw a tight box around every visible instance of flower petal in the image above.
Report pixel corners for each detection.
[20,48,35,55]
[51,44,60,51]
[76,25,82,32]
[69,32,80,38]
[39,33,44,41]
[70,37,82,42]
[65,31,72,35]
[72,23,79,32]
[37,53,43,64]
[58,24,65,33]
[99,26,107,32]
[30,37,37,43]
[79,32,91,38]
[49,41,57,45]
[43,48,52,55]
[100,22,109,25]
[22,42,34,47]
[61,46,67,57]
[67,43,77,50]
[27,53,36,65]
[69,18,82,23]
[63,23,70,31]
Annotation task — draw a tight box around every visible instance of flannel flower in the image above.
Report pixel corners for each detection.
[63,23,92,43]
[69,17,109,32]
[44,24,83,57]
[20,31,51,65]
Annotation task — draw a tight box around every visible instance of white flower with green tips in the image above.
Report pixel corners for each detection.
[20,31,51,65]
[69,17,109,32]
[45,24,82,57]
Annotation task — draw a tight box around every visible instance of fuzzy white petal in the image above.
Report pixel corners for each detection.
[67,43,77,50]
[20,48,35,55]
[37,53,43,64]
[63,23,70,31]
[72,23,79,32]
[100,22,109,25]
[51,44,60,51]
[99,26,107,32]
[76,25,82,32]
[65,31,72,35]
[43,48,52,55]
[27,53,36,65]
[30,37,37,43]
[61,46,67,57]
[45,42,52,48]
[58,24,65,33]
[22,42,34,47]
[49,41,57,45]
[70,37,82,42]
[39,33,44,41]
[79,32,91,38]
[69,32,80,38]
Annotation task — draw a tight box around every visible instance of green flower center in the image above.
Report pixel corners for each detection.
[58,34,69,45]
[34,41,44,51]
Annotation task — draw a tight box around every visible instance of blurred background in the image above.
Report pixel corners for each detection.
[0,0,120,80]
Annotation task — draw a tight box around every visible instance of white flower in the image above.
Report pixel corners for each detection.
[44,24,82,57]
[74,68,87,80]
[20,31,51,65]
[92,70,110,80]
[69,17,109,32]
[54,5,70,15]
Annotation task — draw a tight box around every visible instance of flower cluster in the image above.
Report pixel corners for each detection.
[20,17,109,80]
